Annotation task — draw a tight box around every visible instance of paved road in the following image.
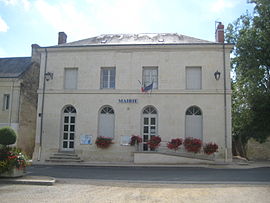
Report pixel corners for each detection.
[28,165,270,183]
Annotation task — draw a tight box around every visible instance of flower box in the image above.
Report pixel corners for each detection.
[0,167,25,178]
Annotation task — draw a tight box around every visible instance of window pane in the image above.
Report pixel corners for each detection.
[151,118,155,125]
[150,126,156,134]
[70,117,75,123]
[143,67,158,89]
[143,135,148,142]
[144,118,149,125]
[70,125,75,132]
[144,126,149,133]
[69,142,74,148]
[64,125,68,131]
[63,141,68,148]
[143,144,148,151]
[63,133,68,140]
[70,133,74,140]
[101,68,115,89]
[64,116,69,123]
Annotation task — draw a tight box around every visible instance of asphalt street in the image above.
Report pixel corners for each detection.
[28,165,270,183]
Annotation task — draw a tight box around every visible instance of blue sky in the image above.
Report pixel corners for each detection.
[0,0,254,57]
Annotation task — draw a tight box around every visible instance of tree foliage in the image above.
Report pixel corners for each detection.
[225,0,270,156]
[0,127,17,146]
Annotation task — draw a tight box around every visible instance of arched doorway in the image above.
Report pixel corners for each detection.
[61,105,76,151]
[185,106,203,140]
[142,106,158,151]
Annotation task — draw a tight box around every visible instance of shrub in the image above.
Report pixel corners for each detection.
[130,135,142,146]
[167,138,183,150]
[203,142,218,155]
[183,137,202,153]
[95,136,113,149]
[0,127,17,146]
[147,136,161,150]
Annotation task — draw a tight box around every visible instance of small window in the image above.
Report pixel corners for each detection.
[101,67,115,89]
[143,106,157,114]
[186,106,202,115]
[100,106,114,114]
[64,68,78,89]
[186,67,202,90]
[143,67,158,89]
[3,94,10,111]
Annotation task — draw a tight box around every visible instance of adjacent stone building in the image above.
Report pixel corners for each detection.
[0,46,40,156]
[33,23,233,164]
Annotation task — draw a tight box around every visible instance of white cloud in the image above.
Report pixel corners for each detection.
[0,0,31,11]
[209,0,238,13]
[0,16,9,32]
[34,0,98,41]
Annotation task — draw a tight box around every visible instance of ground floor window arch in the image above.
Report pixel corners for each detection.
[185,106,202,140]
[98,105,115,138]
[142,105,158,151]
[61,105,76,151]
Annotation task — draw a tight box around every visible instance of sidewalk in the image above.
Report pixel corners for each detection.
[0,175,55,186]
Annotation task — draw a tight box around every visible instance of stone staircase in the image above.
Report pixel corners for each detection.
[46,152,83,163]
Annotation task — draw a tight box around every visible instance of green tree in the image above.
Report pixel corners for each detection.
[226,0,270,157]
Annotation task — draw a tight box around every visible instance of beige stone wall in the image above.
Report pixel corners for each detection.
[33,44,232,163]
[247,138,270,160]
[0,79,21,125]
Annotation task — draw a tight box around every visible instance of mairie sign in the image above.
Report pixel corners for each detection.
[118,99,138,103]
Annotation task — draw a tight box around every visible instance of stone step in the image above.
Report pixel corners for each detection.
[52,153,78,157]
[46,158,83,162]
[49,156,81,160]
[46,152,83,163]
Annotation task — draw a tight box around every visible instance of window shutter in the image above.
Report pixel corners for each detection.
[64,68,78,89]
[186,67,201,90]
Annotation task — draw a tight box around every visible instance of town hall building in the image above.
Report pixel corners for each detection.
[33,23,233,164]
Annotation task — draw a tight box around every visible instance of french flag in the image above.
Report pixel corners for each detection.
[141,82,153,92]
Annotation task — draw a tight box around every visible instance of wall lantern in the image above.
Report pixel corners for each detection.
[214,70,221,81]
[44,72,54,81]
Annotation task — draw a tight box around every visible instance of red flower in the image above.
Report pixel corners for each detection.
[183,137,202,153]
[167,138,183,150]
[147,136,161,150]
[203,142,218,155]
[130,135,142,146]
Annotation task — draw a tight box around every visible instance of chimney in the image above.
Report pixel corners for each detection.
[31,44,40,64]
[58,32,67,45]
[215,22,224,43]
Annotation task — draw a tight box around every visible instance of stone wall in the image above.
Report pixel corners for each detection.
[17,62,39,157]
[246,138,270,160]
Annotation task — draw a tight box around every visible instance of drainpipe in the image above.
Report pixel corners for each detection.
[38,48,48,161]
[223,43,228,162]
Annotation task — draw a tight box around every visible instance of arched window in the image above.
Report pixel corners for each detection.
[142,106,158,151]
[185,106,202,140]
[61,105,76,151]
[98,106,115,138]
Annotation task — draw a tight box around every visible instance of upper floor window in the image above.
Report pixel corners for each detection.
[64,68,78,89]
[3,94,10,111]
[186,67,202,90]
[100,67,115,89]
[143,67,158,89]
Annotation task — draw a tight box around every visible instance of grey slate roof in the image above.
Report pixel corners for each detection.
[0,57,32,78]
[58,33,214,47]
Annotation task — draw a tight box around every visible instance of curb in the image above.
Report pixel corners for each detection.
[0,176,55,186]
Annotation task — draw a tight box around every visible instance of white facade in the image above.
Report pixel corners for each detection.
[33,36,233,163]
